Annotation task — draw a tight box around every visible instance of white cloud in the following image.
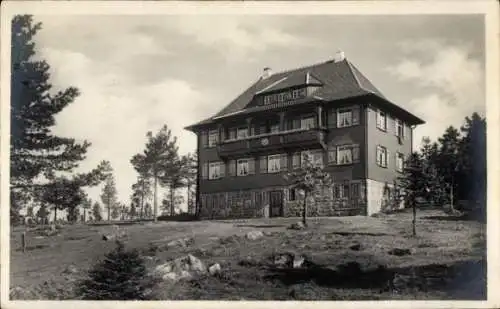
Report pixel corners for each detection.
[387,40,485,142]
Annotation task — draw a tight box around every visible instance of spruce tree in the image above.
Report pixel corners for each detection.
[78,241,152,300]
[92,202,103,222]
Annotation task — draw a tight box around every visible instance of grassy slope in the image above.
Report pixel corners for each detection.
[10,209,486,300]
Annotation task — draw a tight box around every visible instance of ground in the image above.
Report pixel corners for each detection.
[10,208,486,300]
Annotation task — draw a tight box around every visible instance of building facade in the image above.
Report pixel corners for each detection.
[185,52,424,219]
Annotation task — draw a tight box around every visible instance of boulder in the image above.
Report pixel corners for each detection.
[274,253,294,268]
[102,234,116,241]
[292,255,306,268]
[62,265,78,275]
[154,254,207,282]
[289,222,306,230]
[246,230,264,240]
[208,263,222,276]
[166,237,194,249]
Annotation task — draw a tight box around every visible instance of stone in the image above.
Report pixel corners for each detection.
[62,265,78,275]
[289,222,306,230]
[154,254,207,282]
[274,253,293,268]
[208,263,222,275]
[293,255,306,268]
[166,237,194,248]
[388,248,413,256]
[246,230,264,240]
[102,234,116,241]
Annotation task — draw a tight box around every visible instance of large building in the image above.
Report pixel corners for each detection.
[185,52,425,219]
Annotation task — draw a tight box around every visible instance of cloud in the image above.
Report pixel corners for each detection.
[387,39,485,143]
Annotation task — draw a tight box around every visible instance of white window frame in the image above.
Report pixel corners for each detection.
[396,152,405,172]
[267,154,281,173]
[301,116,316,130]
[208,130,218,147]
[337,145,353,165]
[208,162,222,180]
[337,109,353,128]
[376,145,388,168]
[377,110,387,131]
[237,159,249,176]
[237,127,249,139]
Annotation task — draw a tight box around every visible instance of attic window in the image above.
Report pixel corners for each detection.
[263,88,307,105]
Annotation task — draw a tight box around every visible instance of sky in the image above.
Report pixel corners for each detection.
[30,14,485,212]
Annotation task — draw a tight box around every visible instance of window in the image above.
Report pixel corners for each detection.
[328,144,360,165]
[237,159,249,176]
[208,162,224,180]
[337,110,352,128]
[228,128,237,140]
[268,155,281,173]
[301,116,316,129]
[377,110,387,131]
[289,188,297,201]
[270,123,280,133]
[395,119,404,138]
[301,150,323,167]
[334,184,350,199]
[237,127,248,139]
[376,146,388,168]
[396,152,405,172]
[208,130,218,147]
[351,183,360,199]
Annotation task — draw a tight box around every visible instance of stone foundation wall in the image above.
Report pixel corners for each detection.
[200,180,368,219]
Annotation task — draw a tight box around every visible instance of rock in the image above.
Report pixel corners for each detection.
[246,230,264,240]
[289,222,306,230]
[154,254,206,282]
[293,255,306,268]
[102,234,116,241]
[263,231,274,236]
[208,263,222,275]
[62,265,78,275]
[388,248,413,256]
[238,256,260,267]
[350,243,362,251]
[274,253,293,268]
[34,236,45,239]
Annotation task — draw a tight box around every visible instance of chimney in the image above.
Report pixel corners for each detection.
[262,67,272,79]
[334,50,345,63]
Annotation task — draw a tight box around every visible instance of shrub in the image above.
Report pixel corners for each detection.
[77,241,154,300]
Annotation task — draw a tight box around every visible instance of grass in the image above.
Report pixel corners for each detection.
[10,209,486,300]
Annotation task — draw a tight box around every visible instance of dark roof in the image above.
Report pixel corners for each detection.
[186,58,424,131]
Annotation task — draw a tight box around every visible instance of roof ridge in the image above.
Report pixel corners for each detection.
[345,60,365,91]
[266,59,333,77]
[255,76,289,95]
[346,60,387,99]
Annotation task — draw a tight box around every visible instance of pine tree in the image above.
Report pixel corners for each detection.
[81,196,92,223]
[78,241,152,300]
[10,15,111,224]
[131,125,179,222]
[92,202,103,222]
[183,152,197,215]
[420,137,444,205]
[36,203,49,225]
[398,152,426,236]
[284,153,332,226]
[130,174,152,219]
[129,203,137,219]
[436,126,462,210]
[101,174,118,221]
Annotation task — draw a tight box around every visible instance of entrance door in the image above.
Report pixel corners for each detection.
[269,191,284,217]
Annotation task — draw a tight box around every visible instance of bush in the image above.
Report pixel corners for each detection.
[157,212,199,222]
[77,241,154,300]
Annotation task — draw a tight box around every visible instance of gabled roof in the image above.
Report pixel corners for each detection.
[186,58,424,131]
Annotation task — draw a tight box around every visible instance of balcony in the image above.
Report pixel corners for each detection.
[217,128,327,159]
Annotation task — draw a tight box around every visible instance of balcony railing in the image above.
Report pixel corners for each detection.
[217,128,326,158]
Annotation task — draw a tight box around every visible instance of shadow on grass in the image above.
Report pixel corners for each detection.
[15,244,49,252]
[327,231,393,237]
[265,259,486,300]
[235,224,286,228]
[420,215,469,222]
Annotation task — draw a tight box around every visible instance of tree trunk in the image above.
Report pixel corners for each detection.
[302,193,308,227]
[153,174,158,222]
[140,179,145,219]
[412,198,417,236]
[450,177,454,211]
[53,207,57,223]
[170,185,175,216]
[187,183,191,214]
[83,209,86,223]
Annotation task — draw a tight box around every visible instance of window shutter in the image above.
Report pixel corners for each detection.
[219,162,226,178]
[280,154,288,172]
[259,156,267,174]
[386,149,390,168]
[352,106,360,125]
[201,163,208,179]
[248,158,255,175]
[292,152,301,169]
[201,131,208,148]
[394,119,399,137]
[228,160,236,176]
[328,109,337,128]
[352,144,360,163]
